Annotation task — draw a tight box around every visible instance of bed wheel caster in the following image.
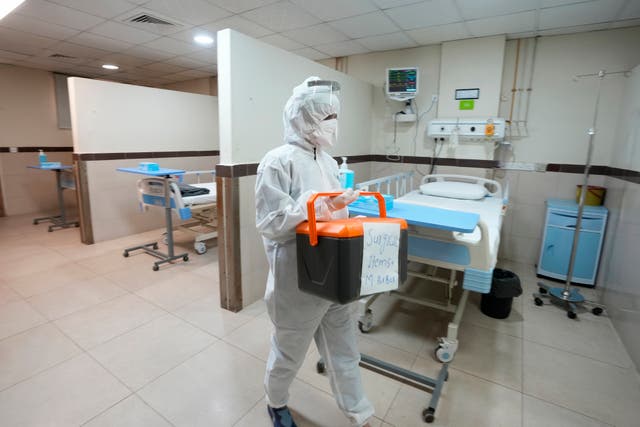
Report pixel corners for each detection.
[123,251,129,258]
[538,287,547,294]
[592,307,603,316]
[316,361,325,374]
[534,297,543,306]
[48,227,53,232]
[567,311,577,319]
[422,408,435,423]
[358,309,373,333]
[183,255,189,262]
[194,242,207,255]
[152,265,159,271]
[435,347,453,363]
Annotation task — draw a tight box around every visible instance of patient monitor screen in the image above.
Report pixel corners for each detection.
[387,68,418,95]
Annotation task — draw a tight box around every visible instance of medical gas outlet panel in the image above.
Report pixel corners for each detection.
[427,118,505,141]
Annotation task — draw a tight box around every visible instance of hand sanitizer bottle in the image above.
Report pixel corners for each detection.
[38,149,47,165]
[339,157,354,189]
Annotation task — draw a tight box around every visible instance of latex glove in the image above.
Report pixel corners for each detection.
[326,189,360,212]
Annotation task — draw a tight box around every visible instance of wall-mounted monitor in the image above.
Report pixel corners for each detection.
[386,67,418,101]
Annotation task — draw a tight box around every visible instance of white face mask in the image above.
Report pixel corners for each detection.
[311,119,338,148]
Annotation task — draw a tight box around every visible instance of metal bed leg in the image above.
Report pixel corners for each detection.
[33,169,79,231]
[435,289,468,363]
[123,174,189,271]
[317,354,449,424]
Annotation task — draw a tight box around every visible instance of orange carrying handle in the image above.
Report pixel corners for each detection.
[305,191,387,247]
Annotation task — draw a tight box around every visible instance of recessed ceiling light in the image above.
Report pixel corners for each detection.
[102,64,119,70]
[194,34,214,46]
[0,0,26,21]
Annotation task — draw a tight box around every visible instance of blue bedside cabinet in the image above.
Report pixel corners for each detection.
[537,199,608,287]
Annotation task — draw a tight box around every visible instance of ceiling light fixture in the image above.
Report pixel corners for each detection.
[0,0,26,21]
[194,34,214,46]
[102,64,119,70]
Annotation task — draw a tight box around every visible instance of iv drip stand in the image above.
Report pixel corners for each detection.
[532,69,616,319]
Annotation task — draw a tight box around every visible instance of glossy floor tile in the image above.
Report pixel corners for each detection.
[0,213,638,427]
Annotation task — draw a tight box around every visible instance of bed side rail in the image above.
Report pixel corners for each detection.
[356,172,415,198]
[421,174,503,199]
[174,169,216,184]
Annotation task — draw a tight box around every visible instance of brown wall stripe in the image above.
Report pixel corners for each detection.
[73,150,219,161]
[0,146,74,152]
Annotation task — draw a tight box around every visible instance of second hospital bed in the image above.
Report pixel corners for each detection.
[352,173,508,362]
[137,170,218,255]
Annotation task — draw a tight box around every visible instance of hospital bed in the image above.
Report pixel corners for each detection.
[137,170,218,255]
[352,172,508,362]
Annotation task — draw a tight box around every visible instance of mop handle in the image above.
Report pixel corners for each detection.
[306,191,387,247]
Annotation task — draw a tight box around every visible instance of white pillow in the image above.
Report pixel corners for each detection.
[420,181,488,200]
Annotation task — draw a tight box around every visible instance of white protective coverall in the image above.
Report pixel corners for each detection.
[255,77,374,427]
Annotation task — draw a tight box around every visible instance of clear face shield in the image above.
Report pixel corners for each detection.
[303,79,341,148]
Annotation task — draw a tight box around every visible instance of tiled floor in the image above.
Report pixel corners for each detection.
[1,213,639,426]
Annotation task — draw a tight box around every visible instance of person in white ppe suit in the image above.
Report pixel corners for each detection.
[255,77,374,427]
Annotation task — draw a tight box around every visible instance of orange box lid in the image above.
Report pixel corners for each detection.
[296,217,407,238]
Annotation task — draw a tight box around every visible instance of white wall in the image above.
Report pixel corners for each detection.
[68,77,219,242]
[600,64,640,371]
[498,27,640,165]
[69,78,218,154]
[438,36,505,118]
[217,29,375,307]
[346,44,441,161]
[217,29,374,165]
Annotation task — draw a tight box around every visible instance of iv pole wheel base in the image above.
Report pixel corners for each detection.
[316,360,325,374]
[567,311,577,319]
[422,408,435,423]
[534,297,543,306]
[538,287,547,294]
[123,251,129,258]
[549,287,585,303]
[592,307,603,316]
[152,264,159,271]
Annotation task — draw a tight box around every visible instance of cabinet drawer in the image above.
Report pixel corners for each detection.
[547,211,603,232]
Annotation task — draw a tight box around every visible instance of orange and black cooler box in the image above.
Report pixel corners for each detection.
[296,192,408,304]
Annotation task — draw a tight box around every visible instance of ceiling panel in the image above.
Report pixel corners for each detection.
[259,33,306,51]
[99,53,153,67]
[540,0,626,29]
[200,15,274,38]
[14,0,105,31]
[143,37,201,55]
[16,57,74,72]
[166,69,212,80]
[241,1,321,32]
[184,48,218,64]
[47,42,111,60]
[67,32,134,52]
[541,0,593,6]
[0,13,80,40]
[315,40,370,57]
[124,45,177,61]
[610,17,640,27]
[142,0,232,26]
[283,24,349,46]
[139,62,189,73]
[456,0,539,20]
[0,27,58,54]
[406,22,470,45]
[384,0,462,30]
[165,56,210,68]
[90,21,160,44]
[329,11,401,39]
[0,49,32,62]
[538,21,611,35]
[290,0,378,21]
[619,0,640,19]
[372,0,424,8]
[467,11,537,37]
[207,0,281,14]
[47,0,138,19]
[357,31,418,51]
[291,47,331,60]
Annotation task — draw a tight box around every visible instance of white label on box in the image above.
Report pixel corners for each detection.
[360,222,400,296]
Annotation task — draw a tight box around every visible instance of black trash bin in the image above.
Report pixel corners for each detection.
[481,269,522,319]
